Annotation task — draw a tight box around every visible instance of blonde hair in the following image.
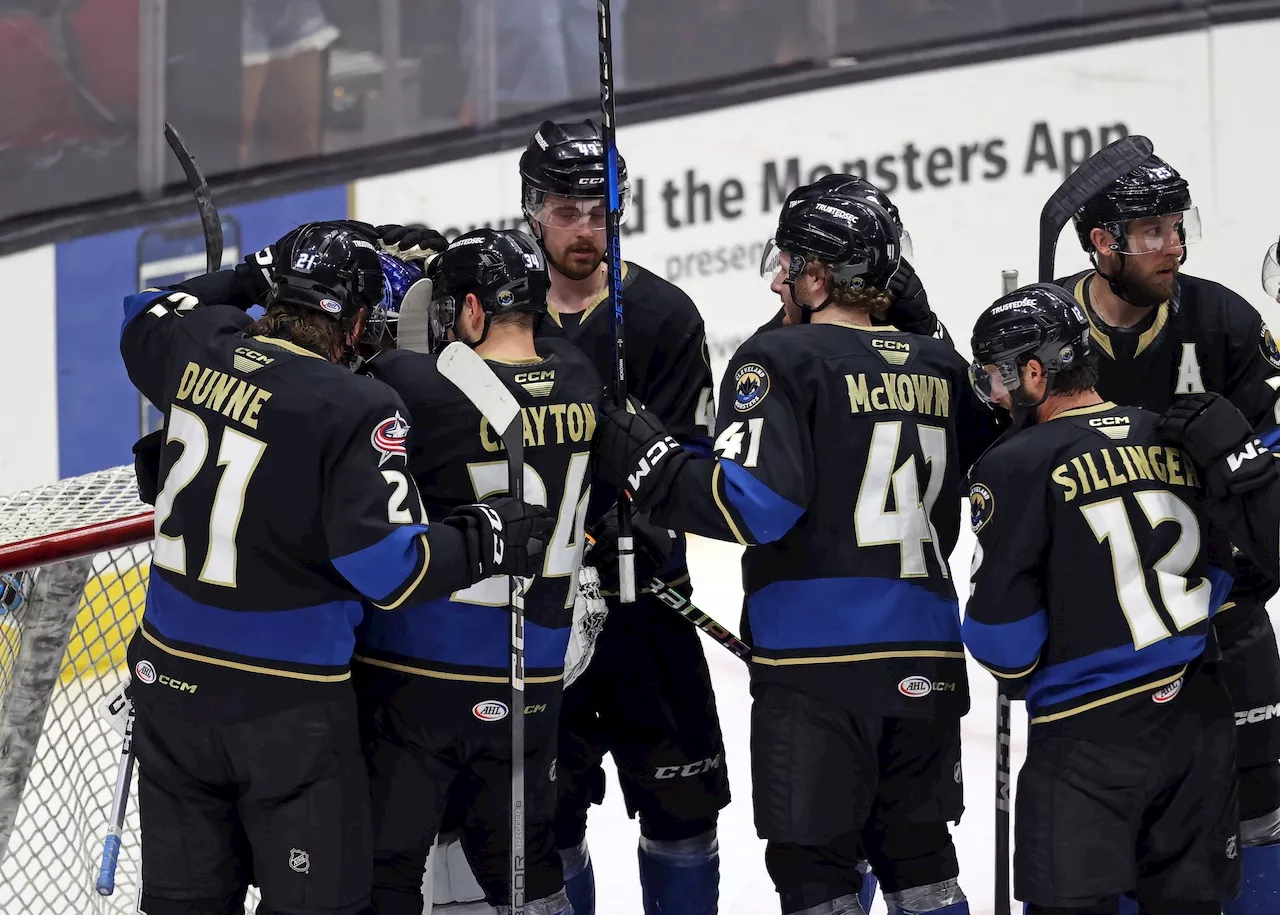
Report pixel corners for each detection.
[814,262,893,320]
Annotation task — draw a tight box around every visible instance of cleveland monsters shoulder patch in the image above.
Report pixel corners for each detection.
[734,363,770,412]
[969,482,994,533]
[1261,325,1280,370]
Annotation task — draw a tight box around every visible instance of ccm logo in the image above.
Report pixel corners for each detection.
[514,370,554,383]
[1228,439,1266,472]
[1088,416,1129,426]
[655,754,722,780]
[898,677,956,698]
[872,339,910,351]
[628,436,679,490]
[1237,703,1280,725]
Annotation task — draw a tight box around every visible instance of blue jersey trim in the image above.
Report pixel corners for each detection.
[146,575,362,667]
[1026,632,1207,715]
[332,524,429,602]
[747,577,961,651]
[359,597,571,670]
[962,609,1048,674]
[121,290,163,338]
[1259,426,1280,452]
[719,459,804,544]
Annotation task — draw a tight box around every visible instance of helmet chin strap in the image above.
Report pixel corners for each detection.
[1008,370,1056,429]
[785,255,834,323]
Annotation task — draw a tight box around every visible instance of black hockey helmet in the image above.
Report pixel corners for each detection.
[1073,153,1200,258]
[784,174,911,259]
[519,120,629,231]
[969,283,1091,407]
[426,229,550,351]
[272,222,387,325]
[760,193,901,318]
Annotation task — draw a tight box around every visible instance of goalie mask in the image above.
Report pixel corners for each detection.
[426,229,550,352]
[969,283,1091,414]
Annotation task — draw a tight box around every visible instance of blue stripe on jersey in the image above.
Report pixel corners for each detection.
[682,436,714,459]
[332,524,430,603]
[1260,426,1280,451]
[1207,565,1234,614]
[747,577,961,651]
[962,610,1048,673]
[359,597,571,669]
[1026,633,1207,716]
[719,459,804,544]
[121,290,163,336]
[147,574,362,667]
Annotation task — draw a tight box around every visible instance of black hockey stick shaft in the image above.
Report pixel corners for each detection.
[995,688,1013,915]
[596,0,637,604]
[163,121,224,274]
[645,577,752,663]
[504,422,528,915]
[1037,135,1153,282]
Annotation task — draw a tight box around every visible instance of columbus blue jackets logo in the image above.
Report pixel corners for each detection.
[371,411,410,466]
[969,483,994,533]
[1261,325,1280,370]
[734,363,769,412]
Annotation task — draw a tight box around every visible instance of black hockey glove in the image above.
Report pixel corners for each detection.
[1157,392,1277,496]
[884,257,940,337]
[585,504,677,596]
[593,401,692,512]
[374,224,449,265]
[131,429,164,506]
[442,497,555,581]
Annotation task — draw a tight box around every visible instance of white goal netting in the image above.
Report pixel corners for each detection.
[0,466,259,914]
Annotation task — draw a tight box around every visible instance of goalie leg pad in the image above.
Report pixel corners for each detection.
[637,829,719,915]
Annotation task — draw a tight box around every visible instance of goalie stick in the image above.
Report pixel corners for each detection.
[596,0,637,604]
[1037,135,1154,283]
[993,265,1020,915]
[436,341,530,915]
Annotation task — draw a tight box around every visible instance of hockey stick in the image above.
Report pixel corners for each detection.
[645,577,752,663]
[163,122,224,274]
[95,697,135,895]
[992,266,1020,915]
[595,0,637,604]
[436,342,528,915]
[1037,135,1153,283]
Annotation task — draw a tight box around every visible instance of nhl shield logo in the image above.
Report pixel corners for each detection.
[370,411,410,466]
[288,848,310,874]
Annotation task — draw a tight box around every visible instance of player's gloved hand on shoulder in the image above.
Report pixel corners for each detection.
[164,265,262,312]
[585,504,677,596]
[374,224,449,266]
[884,257,939,337]
[132,429,164,506]
[593,400,692,512]
[1157,392,1277,496]
[442,497,555,581]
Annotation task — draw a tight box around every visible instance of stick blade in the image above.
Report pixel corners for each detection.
[1037,135,1154,282]
[437,342,521,433]
[394,277,435,355]
[163,121,224,273]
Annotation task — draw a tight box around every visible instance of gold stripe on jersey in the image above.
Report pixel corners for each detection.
[371,534,432,611]
[353,653,564,684]
[253,335,325,360]
[751,647,966,667]
[1029,665,1187,725]
[711,463,749,546]
[545,261,630,326]
[141,626,351,682]
[977,657,1040,681]
[1072,275,1170,358]
[1052,401,1118,419]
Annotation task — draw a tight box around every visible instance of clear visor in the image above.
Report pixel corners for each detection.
[899,227,914,262]
[968,361,1020,406]
[1111,207,1201,255]
[760,239,784,279]
[525,186,630,229]
[428,296,457,354]
[1262,242,1280,302]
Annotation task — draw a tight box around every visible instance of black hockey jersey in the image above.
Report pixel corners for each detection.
[965,403,1233,741]
[355,338,602,698]
[119,287,474,682]
[1059,270,1280,429]
[652,322,1003,716]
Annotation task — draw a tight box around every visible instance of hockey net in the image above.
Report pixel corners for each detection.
[0,466,258,913]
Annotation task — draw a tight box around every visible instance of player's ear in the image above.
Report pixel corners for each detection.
[1090,226,1117,258]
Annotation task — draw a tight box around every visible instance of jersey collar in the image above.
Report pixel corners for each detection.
[1073,274,1170,359]
[545,260,630,327]
[252,334,325,360]
[1051,400,1118,420]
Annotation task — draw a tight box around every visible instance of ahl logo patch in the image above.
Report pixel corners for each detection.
[473,700,509,722]
[898,676,932,698]
[969,483,994,533]
[1152,678,1183,704]
[1261,325,1280,370]
[733,363,769,412]
[319,297,342,315]
[134,659,157,685]
[371,411,410,466]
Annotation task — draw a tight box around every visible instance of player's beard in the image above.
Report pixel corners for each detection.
[1121,255,1180,308]
[548,238,606,281]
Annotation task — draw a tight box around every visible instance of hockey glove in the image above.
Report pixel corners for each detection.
[132,429,164,506]
[593,401,692,512]
[1157,392,1277,496]
[585,504,677,596]
[442,497,555,581]
[374,224,449,266]
[884,257,940,338]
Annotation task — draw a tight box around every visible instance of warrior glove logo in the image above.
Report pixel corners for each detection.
[733,363,770,412]
[969,483,994,533]
[371,412,410,466]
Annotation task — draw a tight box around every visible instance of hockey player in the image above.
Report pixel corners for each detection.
[119,222,552,915]
[592,192,995,915]
[351,229,602,915]
[519,119,728,915]
[964,284,1241,915]
[1058,151,1280,913]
